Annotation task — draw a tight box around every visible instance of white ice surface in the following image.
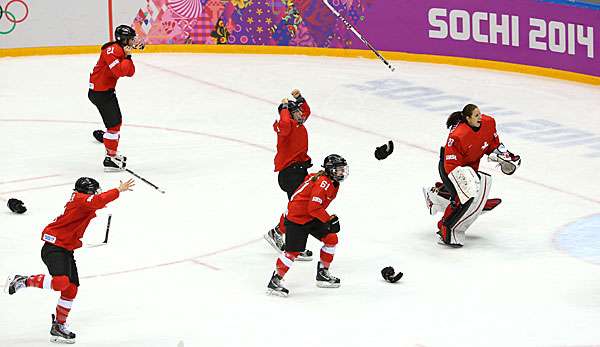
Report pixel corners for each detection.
[0,53,599,347]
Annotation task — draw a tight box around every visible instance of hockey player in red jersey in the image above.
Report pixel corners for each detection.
[423,104,521,247]
[88,24,143,172]
[5,177,135,343]
[267,154,349,297]
[264,89,314,261]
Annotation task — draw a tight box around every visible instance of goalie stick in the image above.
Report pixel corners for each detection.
[322,0,396,72]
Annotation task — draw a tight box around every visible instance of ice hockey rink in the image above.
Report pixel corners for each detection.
[1,52,599,347]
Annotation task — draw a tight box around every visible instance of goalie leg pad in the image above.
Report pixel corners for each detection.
[451,172,492,236]
[423,186,451,215]
[448,166,480,204]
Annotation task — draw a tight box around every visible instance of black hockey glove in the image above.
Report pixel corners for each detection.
[381,266,403,283]
[7,198,27,214]
[328,215,340,233]
[374,140,394,160]
[93,129,104,144]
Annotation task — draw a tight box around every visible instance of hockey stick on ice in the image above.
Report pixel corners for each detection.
[322,0,396,72]
[85,214,112,248]
[126,169,165,194]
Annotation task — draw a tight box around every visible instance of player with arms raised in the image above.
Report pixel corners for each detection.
[264,89,314,261]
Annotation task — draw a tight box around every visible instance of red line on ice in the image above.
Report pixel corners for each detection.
[0,174,61,185]
[138,62,600,205]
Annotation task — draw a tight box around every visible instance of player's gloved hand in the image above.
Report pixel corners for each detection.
[124,45,133,58]
[291,89,305,104]
[381,266,403,283]
[489,144,521,175]
[374,140,394,160]
[7,198,27,214]
[328,215,340,233]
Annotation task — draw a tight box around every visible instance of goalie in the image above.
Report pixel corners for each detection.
[423,104,521,247]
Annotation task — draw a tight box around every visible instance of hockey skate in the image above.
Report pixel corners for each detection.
[267,271,289,297]
[436,225,463,248]
[316,262,341,288]
[264,226,285,252]
[103,154,127,172]
[4,274,27,295]
[50,314,76,344]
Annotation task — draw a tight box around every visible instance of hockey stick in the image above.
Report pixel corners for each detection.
[126,168,165,194]
[322,0,396,72]
[103,214,112,243]
[85,214,112,248]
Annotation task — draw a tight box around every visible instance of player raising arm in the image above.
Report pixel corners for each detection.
[264,89,314,261]
[5,178,135,344]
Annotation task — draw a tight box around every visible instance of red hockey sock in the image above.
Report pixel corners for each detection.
[278,214,286,234]
[27,274,46,289]
[55,284,77,324]
[103,124,121,156]
[319,233,338,268]
[276,251,299,277]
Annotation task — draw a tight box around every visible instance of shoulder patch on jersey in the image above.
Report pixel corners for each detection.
[312,196,323,204]
[109,59,120,69]
[446,154,457,160]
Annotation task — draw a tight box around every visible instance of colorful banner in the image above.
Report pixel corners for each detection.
[131,0,600,77]
[129,0,377,48]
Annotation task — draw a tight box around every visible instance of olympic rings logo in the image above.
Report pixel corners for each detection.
[0,0,29,35]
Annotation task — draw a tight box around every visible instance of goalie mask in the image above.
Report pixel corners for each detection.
[74,177,101,195]
[323,154,349,182]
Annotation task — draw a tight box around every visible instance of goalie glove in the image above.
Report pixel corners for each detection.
[488,143,521,175]
[381,266,403,283]
[374,140,394,160]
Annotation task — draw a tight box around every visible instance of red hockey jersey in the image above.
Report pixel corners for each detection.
[41,189,120,251]
[89,42,135,91]
[443,114,501,174]
[273,101,311,172]
[286,173,338,224]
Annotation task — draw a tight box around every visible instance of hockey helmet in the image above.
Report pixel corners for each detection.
[322,154,349,182]
[74,177,101,195]
[115,25,136,45]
